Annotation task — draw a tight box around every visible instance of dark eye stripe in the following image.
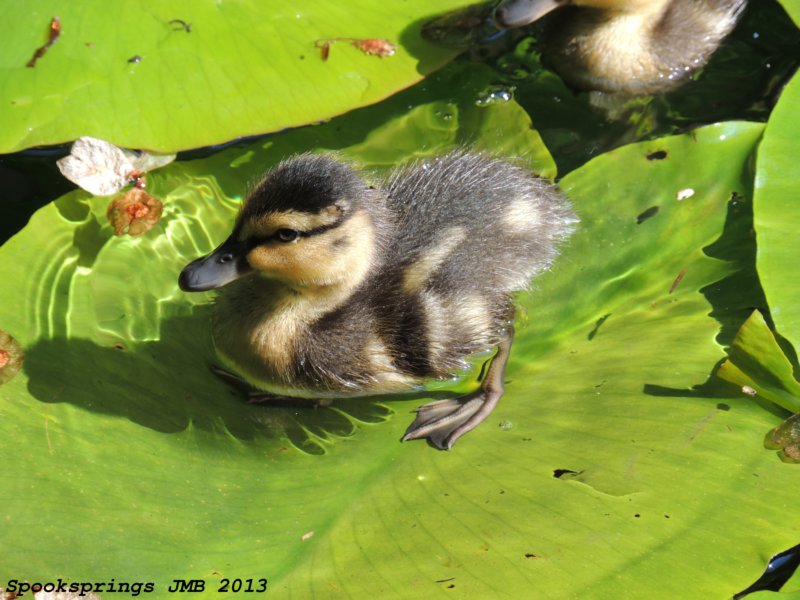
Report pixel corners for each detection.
[246,213,347,247]
[300,213,346,237]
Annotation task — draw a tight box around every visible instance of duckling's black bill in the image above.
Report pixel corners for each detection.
[494,0,563,29]
[179,237,252,292]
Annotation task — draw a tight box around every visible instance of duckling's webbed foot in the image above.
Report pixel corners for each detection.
[402,326,514,450]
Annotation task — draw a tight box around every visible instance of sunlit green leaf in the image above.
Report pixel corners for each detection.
[754,67,800,352]
[2,69,798,598]
[0,0,473,153]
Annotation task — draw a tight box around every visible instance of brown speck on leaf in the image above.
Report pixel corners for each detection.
[27,16,61,68]
[315,37,396,60]
[268,446,289,458]
[636,205,659,224]
[669,269,687,294]
[169,18,192,32]
[352,38,396,56]
[107,188,163,236]
[0,330,24,385]
[317,41,331,61]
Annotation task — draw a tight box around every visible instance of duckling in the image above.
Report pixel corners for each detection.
[494,0,747,94]
[179,151,575,449]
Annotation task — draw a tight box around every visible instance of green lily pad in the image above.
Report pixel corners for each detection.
[0,0,474,153]
[754,68,800,353]
[718,310,800,414]
[2,70,798,598]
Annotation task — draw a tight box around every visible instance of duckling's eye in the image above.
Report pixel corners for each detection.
[275,228,299,243]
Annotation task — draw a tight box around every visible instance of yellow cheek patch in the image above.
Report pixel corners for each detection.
[239,206,343,240]
[246,241,329,282]
[244,209,375,291]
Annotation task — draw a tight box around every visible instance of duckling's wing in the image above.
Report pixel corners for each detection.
[381,151,575,375]
[384,150,576,293]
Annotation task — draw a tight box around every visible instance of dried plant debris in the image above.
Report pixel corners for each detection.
[27,16,61,68]
[57,136,175,196]
[107,188,164,237]
[766,412,800,463]
[315,37,396,61]
[169,18,192,32]
[0,330,24,385]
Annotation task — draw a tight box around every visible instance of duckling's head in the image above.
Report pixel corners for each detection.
[494,0,657,28]
[179,154,387,294]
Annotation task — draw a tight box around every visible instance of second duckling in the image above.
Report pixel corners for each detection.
[179,151,575,449]
[494,0,747,95]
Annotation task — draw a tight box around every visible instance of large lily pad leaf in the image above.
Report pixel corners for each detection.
[754,69,800,352]
[0,0,473,153]
[2,69,798,599]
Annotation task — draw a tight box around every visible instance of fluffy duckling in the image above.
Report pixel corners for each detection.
[179,152,575,449]
[494,0,747,94]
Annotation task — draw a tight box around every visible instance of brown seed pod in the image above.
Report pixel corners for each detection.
[767,412,800,464]
[107,188,164,237]
[0,330,24,385]
[314,37,396,60]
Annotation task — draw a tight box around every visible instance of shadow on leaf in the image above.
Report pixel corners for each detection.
[23,309,409,455]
